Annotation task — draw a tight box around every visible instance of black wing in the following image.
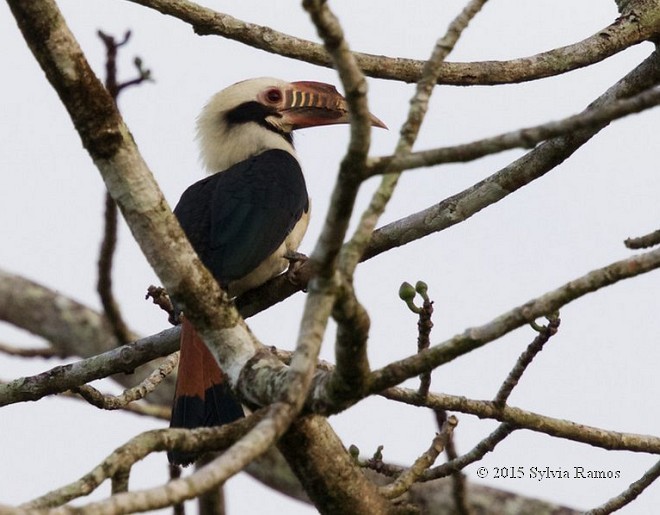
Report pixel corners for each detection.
[174,149,309,286]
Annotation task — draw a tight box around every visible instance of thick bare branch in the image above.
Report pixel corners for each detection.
[279,415,406,515]
[0,268,134,357]
[0,326,178,407]
[126,0,660,86]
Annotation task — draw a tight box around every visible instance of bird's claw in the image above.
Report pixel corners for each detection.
[284,251,309,289]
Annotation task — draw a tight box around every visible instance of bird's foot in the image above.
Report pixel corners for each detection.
[145,285,180,326]
[284,251,310,290]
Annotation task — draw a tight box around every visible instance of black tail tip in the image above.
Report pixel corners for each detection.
[167,450,198,467]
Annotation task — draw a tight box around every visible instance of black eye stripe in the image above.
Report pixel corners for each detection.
[224,101,293,146]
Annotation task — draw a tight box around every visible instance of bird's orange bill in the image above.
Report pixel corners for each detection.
[284,81,387,129]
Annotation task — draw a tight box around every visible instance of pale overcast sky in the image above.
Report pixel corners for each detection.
[1,1,659,513]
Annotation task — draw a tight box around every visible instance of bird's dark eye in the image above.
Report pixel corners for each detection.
[265,88,282,103]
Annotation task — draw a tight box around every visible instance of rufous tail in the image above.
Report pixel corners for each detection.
[168,317,244,466]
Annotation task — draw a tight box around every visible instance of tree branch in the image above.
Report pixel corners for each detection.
[426,423,515,480]
[302,0,374,274]
[586,458,660,514]
[383,387,660,454]
[0,341,62,359]
[368,245,660,393]
[493,314,560,408]
[342,0,489,277]
[22,415,263,510]
[70,351,178,410]
[625,227,660,249]
[125,0,660,85]
[367,84,660,176]
[279,415,407,515]
[380,415,457,499]
[0,326,178,407]
[363,48,660,261]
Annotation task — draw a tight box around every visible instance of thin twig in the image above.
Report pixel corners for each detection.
[58,390,170,420]
[367,85,660,176]
[368,241,660,395]
[585,458,660,514]
[427,423,515,480]
[145,285,179,325]
[625,228,660,249]
[70,351,178,410]
[96,30,152,346]
[0,341,62,358]
[382,387,660,454]
[170,464,185,515]
[416,283,433,397]
[362,49,660,263]
[399,281,435,396]
[380,415,458,499]
[493,313,560,407]
[435,410,472,515]
[341,0,490,276]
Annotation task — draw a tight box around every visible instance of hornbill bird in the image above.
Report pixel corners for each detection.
[169,77,385,465]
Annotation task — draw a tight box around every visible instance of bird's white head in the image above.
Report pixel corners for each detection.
[197,77,386,173]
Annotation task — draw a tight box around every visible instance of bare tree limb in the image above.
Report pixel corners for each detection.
[302,0,374,274]
[125,0,660,86]
[367,85,660,176]
[363,48,660,261]
[383,387,660,454]
[0,326,178,407]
